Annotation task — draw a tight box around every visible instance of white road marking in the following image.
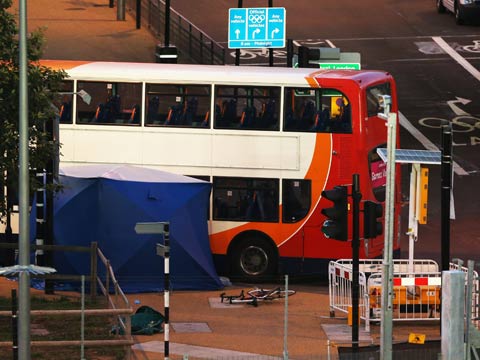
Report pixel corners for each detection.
[325,39,336,48]
[432,37,480,82]
[447,97,471,116]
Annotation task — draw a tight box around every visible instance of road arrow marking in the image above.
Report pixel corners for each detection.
[447,97,471,116]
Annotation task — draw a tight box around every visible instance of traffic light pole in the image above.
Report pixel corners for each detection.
[441,123,452,272]
[352,174,361,352]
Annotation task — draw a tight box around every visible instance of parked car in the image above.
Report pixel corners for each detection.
[436,0,480,24]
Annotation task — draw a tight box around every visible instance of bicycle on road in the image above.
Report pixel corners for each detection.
[220,287,296,307]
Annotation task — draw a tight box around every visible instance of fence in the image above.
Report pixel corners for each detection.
[329,259,479,331]
[125,0,225,65]
[0,241,134,357]
[0,241,99,299]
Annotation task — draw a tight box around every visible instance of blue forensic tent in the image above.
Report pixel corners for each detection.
[53,164,223,293]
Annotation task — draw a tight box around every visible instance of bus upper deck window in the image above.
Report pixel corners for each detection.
[284,88,352,134]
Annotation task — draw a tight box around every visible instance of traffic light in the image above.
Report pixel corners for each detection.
[321,186,348,241]
[363,201,383,239]
[298,46,314,68]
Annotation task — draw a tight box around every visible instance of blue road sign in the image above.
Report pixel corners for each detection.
[228,7,286,49]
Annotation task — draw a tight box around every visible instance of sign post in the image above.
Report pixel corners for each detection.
[135,222,170,360]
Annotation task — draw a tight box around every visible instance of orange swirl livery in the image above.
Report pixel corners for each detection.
[43,60,401,281]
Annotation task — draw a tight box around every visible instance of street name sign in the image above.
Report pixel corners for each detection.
[311,52,361,70]
[317,63,361,70]
[134,222,169,234]
[228,7,286,49]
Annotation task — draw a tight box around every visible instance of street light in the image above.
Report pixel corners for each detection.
[377,94,397,360]
[59,89,92,105]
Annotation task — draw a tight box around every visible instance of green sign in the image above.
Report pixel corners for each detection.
[317,63,361,70]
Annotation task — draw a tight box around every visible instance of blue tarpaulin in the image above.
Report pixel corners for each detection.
[52,164,223,293]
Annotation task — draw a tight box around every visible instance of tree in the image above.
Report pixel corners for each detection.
[0,0,65,225]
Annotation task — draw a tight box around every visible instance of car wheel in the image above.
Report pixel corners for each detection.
[230,235,278,282]
[436,0,446,13]
[454,3,464,24]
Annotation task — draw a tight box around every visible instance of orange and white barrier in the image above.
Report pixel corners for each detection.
[329,259,479,331]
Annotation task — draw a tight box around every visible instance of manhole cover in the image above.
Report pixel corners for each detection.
[171,322,211,333]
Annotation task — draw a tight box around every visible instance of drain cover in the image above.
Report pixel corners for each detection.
[171,322,211,333]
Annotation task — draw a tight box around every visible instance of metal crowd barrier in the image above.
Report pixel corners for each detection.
[329,259,479,331]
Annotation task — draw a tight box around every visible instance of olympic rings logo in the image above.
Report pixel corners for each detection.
[249,14,265,23]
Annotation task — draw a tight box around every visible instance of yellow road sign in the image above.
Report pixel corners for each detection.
[408,333,426,344]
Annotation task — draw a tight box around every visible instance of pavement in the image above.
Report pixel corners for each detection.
[9,0,158,63]
[0,276,442,359]
[125,283,441,359]
[5,1,442,358]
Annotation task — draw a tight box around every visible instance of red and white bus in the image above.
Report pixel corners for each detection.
[43,60,401,281]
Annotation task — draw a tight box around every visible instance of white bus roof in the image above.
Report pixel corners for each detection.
[40,60,389,88]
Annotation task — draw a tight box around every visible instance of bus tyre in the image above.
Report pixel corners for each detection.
[231,236,278,282]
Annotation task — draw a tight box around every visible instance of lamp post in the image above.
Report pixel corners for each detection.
[18,0,31,357]
[377,95,397,360]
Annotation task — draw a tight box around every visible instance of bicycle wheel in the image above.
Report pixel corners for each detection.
[247,288,271,299]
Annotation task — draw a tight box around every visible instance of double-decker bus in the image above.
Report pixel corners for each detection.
[42,60,401,281]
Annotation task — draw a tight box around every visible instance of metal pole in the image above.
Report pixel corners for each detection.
[164,224,170,360]
[380,104,397,360]
[81,275,85,360]
[441,271,465,360]
[286,39,293,68]
[235,0,243,66]
[136,0,141,29]
[283,274,289,360]
[352,174,361,352]
[441,124,452,272]
[11,289,18,360]
[5,185,14,266]
[165,0,171,47]
[117,0,125,20]
[268,0,274,67]
[466,260,474,360]
[18,0,31,357]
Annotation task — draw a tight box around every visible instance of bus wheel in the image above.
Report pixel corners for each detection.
[231,235,278,282]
